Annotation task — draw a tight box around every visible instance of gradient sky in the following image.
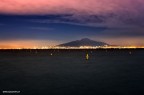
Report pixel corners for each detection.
[0,0,144,48]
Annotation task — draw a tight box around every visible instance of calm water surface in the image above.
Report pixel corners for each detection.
[0,49,144,95]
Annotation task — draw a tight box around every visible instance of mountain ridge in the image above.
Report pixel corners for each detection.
[58,38,109,47]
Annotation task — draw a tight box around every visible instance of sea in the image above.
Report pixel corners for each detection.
[0,49,144,95]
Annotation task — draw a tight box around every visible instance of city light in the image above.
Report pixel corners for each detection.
[0,46,144,49]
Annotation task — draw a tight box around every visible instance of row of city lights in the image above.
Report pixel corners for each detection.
[0,45,144,49]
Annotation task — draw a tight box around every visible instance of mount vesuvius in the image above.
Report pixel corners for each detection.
[58,38,109,47]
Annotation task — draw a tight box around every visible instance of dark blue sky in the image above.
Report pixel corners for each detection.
[0,14,109,48]
[0,0,144,48]
[0,14,106,41]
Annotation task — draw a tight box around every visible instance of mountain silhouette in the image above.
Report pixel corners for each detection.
[58,38,109,47]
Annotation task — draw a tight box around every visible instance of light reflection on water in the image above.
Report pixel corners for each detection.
[0,49,144,95]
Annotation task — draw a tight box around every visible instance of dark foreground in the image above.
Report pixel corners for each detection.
[0,49,144,95]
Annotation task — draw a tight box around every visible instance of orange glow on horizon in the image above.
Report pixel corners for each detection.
[0,40,60,49]
[0,39,144,49]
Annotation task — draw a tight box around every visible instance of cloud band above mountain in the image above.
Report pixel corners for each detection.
[1,0,144,28]
[0,0,144,15]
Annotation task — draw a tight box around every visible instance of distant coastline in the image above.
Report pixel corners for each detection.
[0,46,144,50]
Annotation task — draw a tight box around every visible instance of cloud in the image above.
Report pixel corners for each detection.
[0,0,144,46]
[0,0,143,15]
[1,0,144,27]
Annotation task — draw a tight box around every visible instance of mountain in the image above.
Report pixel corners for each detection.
[58,38,109,47]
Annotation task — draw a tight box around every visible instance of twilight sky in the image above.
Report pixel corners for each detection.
[0,0,144,48]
